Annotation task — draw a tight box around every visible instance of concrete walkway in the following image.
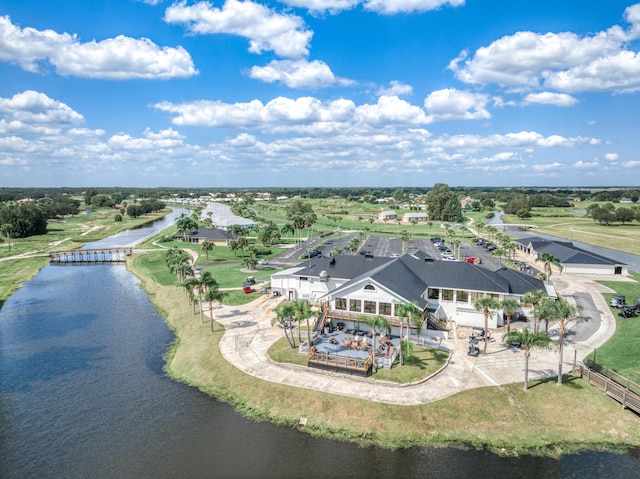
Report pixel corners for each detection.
[211,270,623,405]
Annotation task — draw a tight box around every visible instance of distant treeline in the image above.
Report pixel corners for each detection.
[1,186,639,204]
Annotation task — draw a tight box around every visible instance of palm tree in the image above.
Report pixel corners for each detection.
[204,288,225,332]
[395,302,421,366]
[201,240,213,260]
[536,252,561,284]
[236,235,249,258]
[503,327,552,391]
[474,296,500,354]
[228,239,239,257]
[275,301,298,348]
[366,315,390,372]
[522,289,547,333]
[280,223,294,243]
[500,298,520,332]
[294,300,313,345]
[551,300,587,385]
[399,230,411,253]
[181,276,200,312]
[176,216,198,242]
[197,272,219,323]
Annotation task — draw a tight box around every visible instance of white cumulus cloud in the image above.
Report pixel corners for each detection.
[249,59,353,89]
[449,3,640,94]
[424,88,490,122]
[522,92,578,107]
[605,152,620,161]
[363,0,465,15]
[0,15,196,79]
[164,0,312,58]
[377,80,413,97]
[0,90,84,125]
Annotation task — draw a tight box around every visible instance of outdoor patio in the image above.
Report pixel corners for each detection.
[307,328,401,376]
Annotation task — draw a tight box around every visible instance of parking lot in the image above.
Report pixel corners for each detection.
[272,232,541,278]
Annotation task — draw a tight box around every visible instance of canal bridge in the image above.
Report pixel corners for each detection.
[50,247,132,264]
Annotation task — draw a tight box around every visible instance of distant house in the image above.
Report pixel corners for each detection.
[516,236,627,275]
[378,210,397,222]
[187,227,229,246]
[271,251,546,333]
[402,212,428,223]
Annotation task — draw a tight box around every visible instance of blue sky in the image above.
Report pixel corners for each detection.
[1,0,640,188]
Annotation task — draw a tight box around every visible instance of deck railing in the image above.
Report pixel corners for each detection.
[307,349,373,374]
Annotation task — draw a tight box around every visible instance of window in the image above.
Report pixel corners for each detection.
[379,302,392,315]
[470,291,482,303]
[457,290,469,303]
[335,298,347,310]
[442,289,454,301]
[428,288,440,300]
[300,277,308,281]
[349,299,361,312]
[364,301,376,314]
[364,284,376,292]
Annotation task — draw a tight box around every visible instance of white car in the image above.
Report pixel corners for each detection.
[258,259,269,265]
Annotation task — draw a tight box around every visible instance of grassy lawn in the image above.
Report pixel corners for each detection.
[201,263,276,289]
[501,207,640,256]
[590,272,640,383]
[127,258,640,454]
[130,250,264,306]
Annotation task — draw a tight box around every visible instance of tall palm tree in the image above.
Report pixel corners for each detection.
[500,298,520,332]
[503,327,552,391]
[536,252,562,284]
[294,300,313,345]
[201,240,213,260]
[366,315,390,372]
[394,302,421,366]
[474,296,500,354]
[522,289,547,333]
[204,288,225,332]
[399,230,411,254]
[551,300,587,385]
[236,236,249,258]
[280,223,294,243]
[275,301,298,348]
[176,216,198,242]
[197,272,219,323]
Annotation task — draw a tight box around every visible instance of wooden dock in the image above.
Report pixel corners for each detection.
[574,362,640,414]
[50,247,133,264]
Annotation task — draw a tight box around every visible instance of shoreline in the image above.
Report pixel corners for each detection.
[127,251,640,457]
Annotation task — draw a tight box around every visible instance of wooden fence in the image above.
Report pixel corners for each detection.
[307,349,373,377]
[573,362,640,414]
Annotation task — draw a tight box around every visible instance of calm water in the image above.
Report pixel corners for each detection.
[1,214,639,478]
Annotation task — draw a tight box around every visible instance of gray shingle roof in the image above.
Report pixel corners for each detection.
[517,236,624,266]
[292,255,393,280]
[320,252,545,304]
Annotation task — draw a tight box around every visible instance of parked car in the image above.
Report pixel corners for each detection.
[257,259,269,265]
[610,296,626,308]
[431,237,443,243]
[465,257,481,264]
[618,306,637,318]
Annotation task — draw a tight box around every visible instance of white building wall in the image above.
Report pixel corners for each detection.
[562,264,624,275]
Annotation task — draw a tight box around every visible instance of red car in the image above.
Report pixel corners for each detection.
[465,257,481,264]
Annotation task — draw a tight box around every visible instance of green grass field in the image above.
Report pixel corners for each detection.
[590,273,640,383]
[501,205,640,256]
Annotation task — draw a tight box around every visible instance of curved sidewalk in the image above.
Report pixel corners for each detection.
[213,276,618,405]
